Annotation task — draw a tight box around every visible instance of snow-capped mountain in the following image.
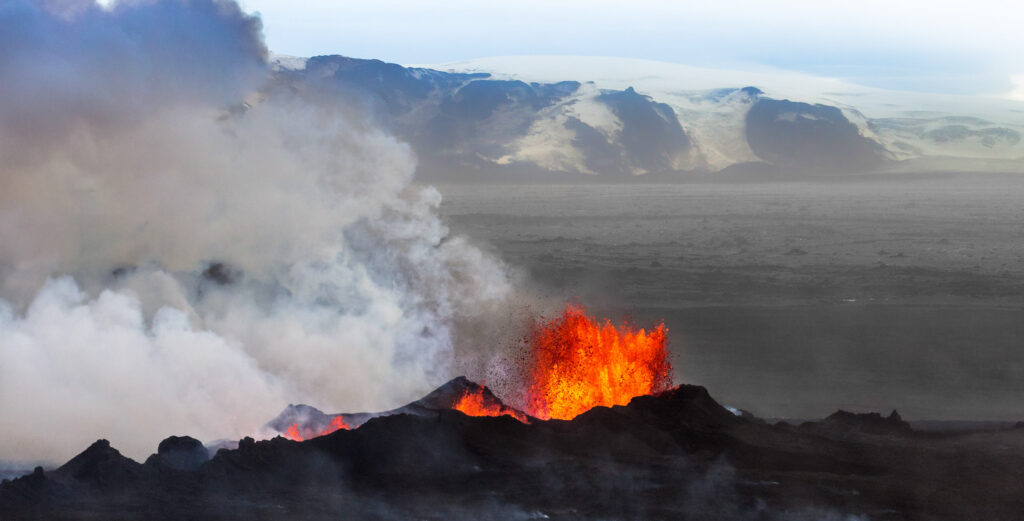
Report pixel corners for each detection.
[270,54,1024,181]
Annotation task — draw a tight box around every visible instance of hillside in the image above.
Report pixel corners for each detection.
[270,54,1024,181]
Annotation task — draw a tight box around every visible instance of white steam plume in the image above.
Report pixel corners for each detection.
[0,0,513,462]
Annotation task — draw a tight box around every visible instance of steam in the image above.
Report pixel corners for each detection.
[0,0,513,461]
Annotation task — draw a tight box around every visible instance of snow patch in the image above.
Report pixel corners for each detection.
[269,54,308,72]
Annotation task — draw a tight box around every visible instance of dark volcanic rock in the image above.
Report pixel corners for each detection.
[302,55,488,118]
[145,436,209,471]
[411,375,504,410]
[614,385,743,432]
[801,409,913,436]
[265,403,337,438]
[5,382,1024,521]
[0,467,60,506]
[266,376,531,437]
[564,115,625,174]
[51,439,144,490]
[422,79,580,155]
[596,87,691,175]
[746,98,889,174]
[437,80,575,121]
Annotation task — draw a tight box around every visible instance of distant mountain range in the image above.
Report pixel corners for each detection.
[269,55,1024,181]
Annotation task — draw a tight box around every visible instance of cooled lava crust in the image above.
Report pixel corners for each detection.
[3,379,1024,520]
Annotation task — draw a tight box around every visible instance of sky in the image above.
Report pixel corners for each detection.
[232,0,1024,97]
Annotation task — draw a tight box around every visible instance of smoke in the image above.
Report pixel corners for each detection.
[681,460,870,521]
[0,0,513,462]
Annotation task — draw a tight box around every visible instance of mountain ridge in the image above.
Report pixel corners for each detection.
[271,54,1024,181]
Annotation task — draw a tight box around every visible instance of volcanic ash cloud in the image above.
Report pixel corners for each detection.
[0,0,512,462]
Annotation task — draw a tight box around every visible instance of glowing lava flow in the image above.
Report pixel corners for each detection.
[453,388,530,423]
[525,304,672,420]
[283,415,351,441]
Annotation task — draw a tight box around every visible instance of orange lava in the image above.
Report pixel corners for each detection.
[453,388,530,423]
[524,303,672,420]
[283,415,351,441]
[284,422,303,441]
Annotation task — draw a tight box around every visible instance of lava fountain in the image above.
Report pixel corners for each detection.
[524,304,672,420]
[272,303,670,439]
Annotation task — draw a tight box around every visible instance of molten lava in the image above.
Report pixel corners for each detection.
[283,415,351,441]
[525,303,672,420]
[284,422,303,441]
[453,388,530,423]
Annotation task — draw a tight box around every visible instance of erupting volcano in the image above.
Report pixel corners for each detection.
[523,304,672,420]
[9,312,1024,521]
[266,303,672,438]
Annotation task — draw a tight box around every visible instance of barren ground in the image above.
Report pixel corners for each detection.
[437,175,1024,422]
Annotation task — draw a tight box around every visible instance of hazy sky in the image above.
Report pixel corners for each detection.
[233,0,1024,97]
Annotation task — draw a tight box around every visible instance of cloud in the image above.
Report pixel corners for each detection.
[243,0,1024,95]
[1008,74,1024,102]
[0,0,515,462]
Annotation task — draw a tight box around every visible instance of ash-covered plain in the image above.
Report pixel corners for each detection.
[437,178,1024,422]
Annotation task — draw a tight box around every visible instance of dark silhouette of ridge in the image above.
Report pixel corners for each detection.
[4,379,1024,520]
[805,409,912,436]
